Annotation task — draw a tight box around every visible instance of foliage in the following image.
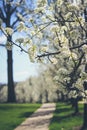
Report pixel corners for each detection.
[0,67,58,103]
[0,1,87,128]
[9,0,87,100]
[0,85,7,102]
[0,1,87,62]
[25,0,87,100]
[15,71,58,103]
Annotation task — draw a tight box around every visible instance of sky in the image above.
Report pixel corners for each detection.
[0,36,40,83]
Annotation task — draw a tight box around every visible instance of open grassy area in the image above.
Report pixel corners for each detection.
[0,103,41,130]
[49,103,83,130]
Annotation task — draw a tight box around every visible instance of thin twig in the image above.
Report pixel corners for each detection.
[0,27,28,54]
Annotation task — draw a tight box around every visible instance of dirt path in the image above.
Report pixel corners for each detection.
[14,103,56,130]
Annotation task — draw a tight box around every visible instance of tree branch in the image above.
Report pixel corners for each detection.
[0,8,5,21]
[0,27,28,54]
[36,51,61,58]
[36,42,86,58]
[0,44,5,47]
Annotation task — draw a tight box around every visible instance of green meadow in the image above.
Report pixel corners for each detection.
[0,103,41,130]
[0,103,84,130]
[49,103,83,130]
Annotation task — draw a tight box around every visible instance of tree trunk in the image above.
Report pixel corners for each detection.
[70,98,79,114]
[81,103,87,129]
[83,103,87,127]
[82,81,87,129]
[45,90,49,103]
[74,99,79,114]
[7,50,16,102]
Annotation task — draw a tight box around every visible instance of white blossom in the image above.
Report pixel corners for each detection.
[5,27,13,35]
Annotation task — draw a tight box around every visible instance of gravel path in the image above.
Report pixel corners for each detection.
[14,103,56,130]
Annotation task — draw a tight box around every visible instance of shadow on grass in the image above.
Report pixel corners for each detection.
[19,111,34,118]
[50,103,83,124]
[0,104,41,130]
[50,105,69,122]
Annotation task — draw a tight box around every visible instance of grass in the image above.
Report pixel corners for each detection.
[0,103,41,130]
[49,102,84,130]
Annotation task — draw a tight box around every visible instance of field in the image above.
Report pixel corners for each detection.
[0,102,84,130]
[49,103,84,130]
[0,103,41,130]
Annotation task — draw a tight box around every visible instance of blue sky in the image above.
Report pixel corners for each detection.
[0,36,40,83]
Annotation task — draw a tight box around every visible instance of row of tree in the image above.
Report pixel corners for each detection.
[0,0,87,129]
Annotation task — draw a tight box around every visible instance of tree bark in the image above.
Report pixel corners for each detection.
[70,98,79,114]
[81,81,87,129]
[83,103,87,128]
[7,50,16,102]
[74,99,79,114]
[45,90,49,103]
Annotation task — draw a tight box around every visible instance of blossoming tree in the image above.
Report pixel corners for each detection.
[1,0,87,128]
